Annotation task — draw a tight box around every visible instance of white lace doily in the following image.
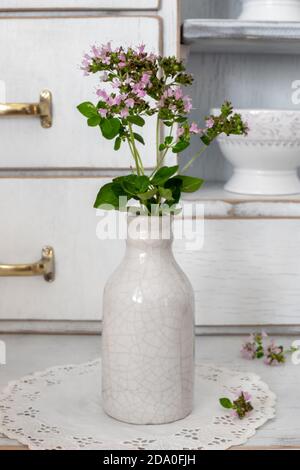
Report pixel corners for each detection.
[0,360,276,450]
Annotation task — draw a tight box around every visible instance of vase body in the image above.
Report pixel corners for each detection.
[102,215,195,425]
[239,0,300,20]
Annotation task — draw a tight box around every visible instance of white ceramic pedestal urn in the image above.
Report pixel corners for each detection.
[213,108,300,196]
[239,0,300,21]
[102,215,195,425]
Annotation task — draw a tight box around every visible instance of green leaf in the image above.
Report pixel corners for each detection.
[93,182,125,210]
[163,120,173,127]
[175,116,187,123]
[175,175,204,193]
[158,187,173,201]
[133,133,145,145]
[113,174,150,196]
[77,102,97,118]
[159,143,166,151]
[165,136,174,145]
[138,188,157,200]
[219,398,233,409]
[87,115,101,127]
[96,100,107,109]
[127,115,145,127]
[172,140,190,154]
[151,165,179,186]
[200,134,211,146]
[100,118,121,140]
[114,136,122,151]
[164,177,182,204]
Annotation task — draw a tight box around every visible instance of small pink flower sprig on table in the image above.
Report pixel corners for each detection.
[219,391,253,420]
[241,331,298,366]
[78,43,248,214]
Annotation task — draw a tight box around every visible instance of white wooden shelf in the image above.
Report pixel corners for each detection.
[182,19,300,54]
[182,183,300,218]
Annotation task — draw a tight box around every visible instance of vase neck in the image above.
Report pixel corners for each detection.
[126,215,173,250]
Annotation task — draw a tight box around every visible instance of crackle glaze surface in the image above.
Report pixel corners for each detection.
[102,216,195,425]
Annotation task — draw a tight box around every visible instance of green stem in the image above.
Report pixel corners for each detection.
[181,146,207,173]
[128,123,144,175]
[127,137,140,175]
[156,115,161,166]
[150,123,174,179]
[160,124,174,164]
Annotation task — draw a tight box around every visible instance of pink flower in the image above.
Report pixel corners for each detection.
[108,95,122,106]
[206,117,215,129]
[141,73,151,86]
[235,390,252,402]
[120,108,129,118]
[189,122,202,135]
[118,61,127,68]
[91,45,101,58]
[183,95,193,113]
[96,89,109,101]
[136,89,146,98]
[102,56,111,65]
[131,82,147,98]
[137,43,146,55]
[98,108,107,118]
[112,78,121,89]
[125,98,135,108]
[177,127,185,138]
[240,341,256,360]
[81,54,92,74]
[175,88,183,100]
[100,42,112,55]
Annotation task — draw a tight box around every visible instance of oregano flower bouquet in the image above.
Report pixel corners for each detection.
[78,43,248,215]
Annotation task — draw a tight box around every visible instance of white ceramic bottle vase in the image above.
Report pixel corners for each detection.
[102,215,195,425]
[239,0,300,20]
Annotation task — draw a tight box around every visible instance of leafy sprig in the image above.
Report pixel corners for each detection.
[78,43,248,213]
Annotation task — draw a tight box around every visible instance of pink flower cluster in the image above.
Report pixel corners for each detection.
[241,331,289,366]
[96,88,135,118]
[81,42,157,77]
[240,340,257,360]
[158,87,193,115]
[264,342,285,366]
[177,116,216,139]
[231,391,252,419]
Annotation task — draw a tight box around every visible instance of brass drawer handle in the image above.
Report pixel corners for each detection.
[0,246,55,282]
[0,90,52,128]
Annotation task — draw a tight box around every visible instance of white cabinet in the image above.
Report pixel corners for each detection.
[0,0,159,10]
[0,1,181,331]
[0,16,160,168]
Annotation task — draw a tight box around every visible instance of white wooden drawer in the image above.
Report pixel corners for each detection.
[0,0,159,10]
[0,16,160,168]
[0,178,124,320]
[1,179,300,327]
